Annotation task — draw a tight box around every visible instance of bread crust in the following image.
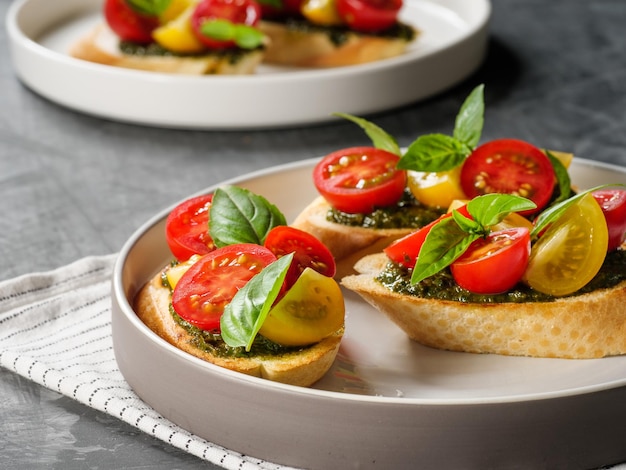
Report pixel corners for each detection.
[292,196,415,261]
[342,253,626,359]
[258,20,415,67]
[134,270,343,387]
[70,24,264,75]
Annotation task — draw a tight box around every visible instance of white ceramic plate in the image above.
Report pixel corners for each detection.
[111,157,626,469]
[6,0,491,129]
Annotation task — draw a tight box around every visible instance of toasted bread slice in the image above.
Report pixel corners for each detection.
[291,196,415,261]
[134,271,343,386]
[70,24,264,75]
[342,253,626,359]
[258,20,416,67]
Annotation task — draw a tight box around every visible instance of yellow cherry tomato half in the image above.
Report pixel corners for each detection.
[260,268,345,347]
[407,167,467,209]
[160,0,199,23]
[523,193,608,296]
[302,0,344,26]
[152,3,205,53]
[164,255,200,290]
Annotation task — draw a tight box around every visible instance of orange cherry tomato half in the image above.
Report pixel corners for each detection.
[384,205,471,268]
[336,0,402,33]
[172,244,277,331]
[460,139,556,216]
[165,194,215,261]
[191,0,261,49]
[264,226,336,288]
[592,189,626,251]
[313,146,407,214]
[104,0,159,43]
[450,227,531,294]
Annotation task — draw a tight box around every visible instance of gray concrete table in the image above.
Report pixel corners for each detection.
[2,0,626,468]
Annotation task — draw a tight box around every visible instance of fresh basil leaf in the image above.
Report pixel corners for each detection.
[411,217,479,285]
[220,254,293,351]
[201,19,235,42]
[209,186,287,247]
[453,84,485,148]
[467,193,537,227]
[398,134,471,172]
[545,150,572,205]
[451,209,483,236]
[234,25,265,49]
[333,113,401,156]
[531,183,625,238]
[127,0,172,15]
[201,20,265,49]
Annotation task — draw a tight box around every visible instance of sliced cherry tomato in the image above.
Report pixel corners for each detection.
[460,139,556,216]
[172,244,277,331]
[191,0,261,49]
[165,194,215,261]
[450,228,531,294]
[313,146,407,214]
[259,268,344,346]
[407,167,467,209]
[523,193,608,296]
[104,0,159,43]
[264,226,336,288]
[384,205,470,268]
[592,189,626,251]
[336,0,401,33]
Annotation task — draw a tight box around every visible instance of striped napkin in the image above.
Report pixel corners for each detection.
[0,255,295,470]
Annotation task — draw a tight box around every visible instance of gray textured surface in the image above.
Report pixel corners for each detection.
[1,0,626,468]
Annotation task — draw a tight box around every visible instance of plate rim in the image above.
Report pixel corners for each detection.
[112,156,626,407]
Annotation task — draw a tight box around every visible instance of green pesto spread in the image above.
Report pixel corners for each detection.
[274,18,415,47]
[170,306,307,358]
[327,188,445,229]
[118,41,262,64]
[376,249,626,304]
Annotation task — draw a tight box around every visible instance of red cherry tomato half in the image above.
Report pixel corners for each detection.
[592,189,626,251]
[172,244,277,331]
[191,0,261,49]
[336,0,402,33]
[103,0,159,43]
[165,194,215,261]
[450,227,531,294]
[313,146,407,214]
[384,205,471,268]
[264,226,336,288]
[460,139,556,216]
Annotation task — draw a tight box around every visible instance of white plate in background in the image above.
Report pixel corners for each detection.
[6,0,491,129]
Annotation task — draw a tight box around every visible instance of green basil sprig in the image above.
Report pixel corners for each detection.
[531,183,626,239]
[209,185,287,247]
[545,151,572,205]
[411,194,536,285]
[333,112,401,156]
[200,20,265,49]
[398,84,485,172]
[220,254,294,351]
[127,0,172,16]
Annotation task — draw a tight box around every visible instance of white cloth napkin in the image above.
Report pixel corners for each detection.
[0,255,296,470]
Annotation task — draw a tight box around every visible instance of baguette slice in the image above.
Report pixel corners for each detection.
[342,253,626,359]
[258,20,416,67]
[70,24,264,75]
[134,270,343,387]
[291,196,415,261]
